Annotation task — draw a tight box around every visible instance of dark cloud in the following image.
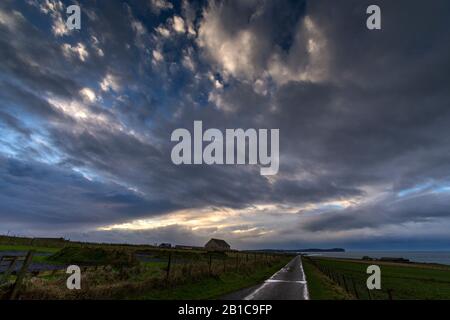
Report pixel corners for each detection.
[302,191,450,232]
[0,155,179,231]
[0,0,450,249]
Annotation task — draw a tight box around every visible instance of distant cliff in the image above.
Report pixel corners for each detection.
[298,248,345,253]
[247,248,345,253]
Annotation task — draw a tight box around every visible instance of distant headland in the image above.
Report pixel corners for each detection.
[245,248,345,253]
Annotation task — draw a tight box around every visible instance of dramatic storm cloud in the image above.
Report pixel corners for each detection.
[1,0,449,249]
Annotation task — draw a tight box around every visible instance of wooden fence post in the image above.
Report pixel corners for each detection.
[188,260,192,277]
[208,254,212,275]
[367,288,372,300]
[350,277,360,299]
[342,275,349,293]
[9,250,34,300]
[166,252,172,283]
[387,289,394,300]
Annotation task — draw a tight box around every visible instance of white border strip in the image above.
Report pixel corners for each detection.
[265,279,307,284]
[299,255,310,300]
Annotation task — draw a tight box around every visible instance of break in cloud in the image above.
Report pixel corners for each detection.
[0,0,450,250]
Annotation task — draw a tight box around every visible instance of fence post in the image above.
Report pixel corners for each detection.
[387,289,394,300]
[9,250,34,300]
[166,252,172,283]
[235,255,239,272]
[188,260,192,277]
[342,275,349,293]
[367,288,372,300]
[350,277,360,299]
[209,254,212,275]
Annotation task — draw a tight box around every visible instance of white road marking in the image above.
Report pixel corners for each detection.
[299,256,310,300]
[243,256,310,300]
[265,279,307,284]
[244,281,270,300]
[244,263,289,300]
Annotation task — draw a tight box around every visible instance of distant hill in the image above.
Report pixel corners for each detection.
[245,248,345,253]
[296,248,345,253]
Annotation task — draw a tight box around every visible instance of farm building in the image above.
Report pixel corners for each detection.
[204,238,231,251]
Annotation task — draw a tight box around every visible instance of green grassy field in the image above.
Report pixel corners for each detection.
[302,258,352,300]
[0,245,66,267]
[0,244,59,253]
[0,240,292,300]
[304,257,450,300]
[138,261,288,300]
[3,238,449,301]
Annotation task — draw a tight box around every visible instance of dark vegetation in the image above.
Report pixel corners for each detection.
[303,256,450,300]
[302,257,352,300]
[0,236,292,300]
[48,247,139,267]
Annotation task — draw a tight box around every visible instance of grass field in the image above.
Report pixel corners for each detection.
[15,255,291,299]
[3,236,450,301]
[304,256,450,300]
[138,261,288,299]
[302,258,352,300]
[0,244,59,253]
[0,239,292,300]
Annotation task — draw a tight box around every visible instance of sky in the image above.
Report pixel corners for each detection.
[1,0,450,250]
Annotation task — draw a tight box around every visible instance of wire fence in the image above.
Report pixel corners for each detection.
[304,256,395,300]
[162,251,286,284]
[0,249,289,299]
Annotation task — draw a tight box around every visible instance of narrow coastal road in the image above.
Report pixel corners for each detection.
[244,255,309,300]
[223,255,309,300]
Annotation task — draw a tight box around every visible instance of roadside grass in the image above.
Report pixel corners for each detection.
[310,257,450,300]
[137,260,289,300]
[12,246,292,300]
[47,246,138,267]
[0,244,59,254]
[1,238,294,300]
[302,258,352,300]
[133,261,167,280]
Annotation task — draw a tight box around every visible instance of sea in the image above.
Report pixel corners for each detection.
[305,251,450,266]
